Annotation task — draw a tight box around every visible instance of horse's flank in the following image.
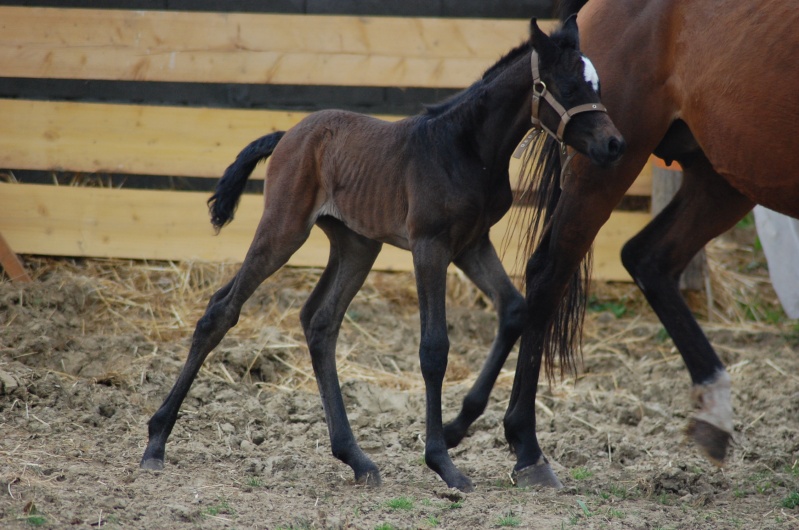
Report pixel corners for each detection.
[580,0,799,215]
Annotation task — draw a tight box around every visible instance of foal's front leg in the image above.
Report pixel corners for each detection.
[444,236,527,448]
[412,239,474,492]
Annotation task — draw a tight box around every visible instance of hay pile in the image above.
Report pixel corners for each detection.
[2,217,787,401]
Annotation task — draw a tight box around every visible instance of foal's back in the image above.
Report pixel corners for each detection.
[265,109,422,248]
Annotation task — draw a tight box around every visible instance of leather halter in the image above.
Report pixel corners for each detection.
[529,49,607,143]
[512,49,610,185]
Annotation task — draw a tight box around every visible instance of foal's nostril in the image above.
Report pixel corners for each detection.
[607,136,626,160]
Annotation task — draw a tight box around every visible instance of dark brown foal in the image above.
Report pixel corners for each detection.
[140,17,624,491]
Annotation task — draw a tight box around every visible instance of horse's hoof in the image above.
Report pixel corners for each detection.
[140,458,165,471]
[355,468,382,487]
[447,474,475,493]
[513,459,564,489]
[686,418,731,466]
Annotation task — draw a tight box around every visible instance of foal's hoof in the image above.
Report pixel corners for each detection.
[447,474,475,493]
[513,459,563,489]
[355,468,382,487]
[686,418,731,466]
[140,457,165,471]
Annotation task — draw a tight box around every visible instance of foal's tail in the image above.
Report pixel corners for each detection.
[208,131,286,231]
[517,135,592,381]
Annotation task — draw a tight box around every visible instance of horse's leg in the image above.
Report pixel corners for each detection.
[299,217,383,485]
[620,153,754,464]
[444,236,527,448]
[501,226,578,489]
[412,238,474,492]
[502,147,657,487]
[141,208,313,470]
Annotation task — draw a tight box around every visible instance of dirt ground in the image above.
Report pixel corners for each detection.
[1,224,798,529]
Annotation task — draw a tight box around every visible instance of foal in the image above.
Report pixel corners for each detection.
[140,17,624,492]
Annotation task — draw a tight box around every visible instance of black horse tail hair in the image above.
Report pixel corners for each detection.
[517,134,592,382]
[208,131,286,232]
[555,0,589,20]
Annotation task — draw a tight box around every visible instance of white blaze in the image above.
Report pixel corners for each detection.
[581,56,600,92]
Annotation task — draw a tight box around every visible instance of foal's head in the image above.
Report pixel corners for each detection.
[529,16,625,167]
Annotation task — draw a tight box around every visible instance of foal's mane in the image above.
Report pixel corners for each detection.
[422,40,531,118]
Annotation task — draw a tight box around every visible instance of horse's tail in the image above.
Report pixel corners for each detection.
[555,0,589,19]
[208,131,286,231]
[517,134,592,381]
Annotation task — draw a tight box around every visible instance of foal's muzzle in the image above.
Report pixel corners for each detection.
[588,133,626,168]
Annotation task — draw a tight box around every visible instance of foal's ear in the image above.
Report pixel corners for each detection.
[530,17,555,57]
[529,17,547,45]
[560,14,581,50]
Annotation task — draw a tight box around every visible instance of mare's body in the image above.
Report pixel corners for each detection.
[451,0,799,486]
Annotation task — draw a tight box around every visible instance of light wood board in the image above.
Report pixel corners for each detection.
[0,7,546,88]
[0,183,649,281]
[0,98,651,194]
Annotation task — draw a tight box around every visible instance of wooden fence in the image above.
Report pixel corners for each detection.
[0,5,652,281]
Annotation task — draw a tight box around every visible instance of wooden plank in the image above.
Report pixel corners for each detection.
[1,99,652,200]
[0,183,648,281]
[0,7,546,88]
[0,98,398,178]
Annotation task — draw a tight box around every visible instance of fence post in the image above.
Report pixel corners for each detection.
[0,232,32,282]
[650,157,705,290]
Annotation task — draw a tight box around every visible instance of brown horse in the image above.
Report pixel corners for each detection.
[447,0,799,487]
[139,18,624,491]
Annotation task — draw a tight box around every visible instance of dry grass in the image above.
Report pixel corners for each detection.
[3,221,785,399]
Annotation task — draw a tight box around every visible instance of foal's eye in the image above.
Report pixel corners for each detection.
[558,83,578,99]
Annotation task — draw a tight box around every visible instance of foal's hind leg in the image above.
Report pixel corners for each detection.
[300,218,383,486]
[444,236,527,448]
[141,212,312,470]
[621,153,754,464]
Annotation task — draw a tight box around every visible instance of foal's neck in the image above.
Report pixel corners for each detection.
[473,50,534,173]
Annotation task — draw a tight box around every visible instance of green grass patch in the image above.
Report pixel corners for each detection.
[570,467,593,481]
[203,499,235,517]
[739,301,785,324]
[496,510,521,527]
[784,323,799,347]
[246,476,264,487]
[736,212,755,229]
[426,515,441,527]
[587,296,628,318]
[656,492,674,506]
[374,524,397,530]
[385,497,414,511]
[608,483,635,499]
[24,515,47,527]
[781,491,799,509]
